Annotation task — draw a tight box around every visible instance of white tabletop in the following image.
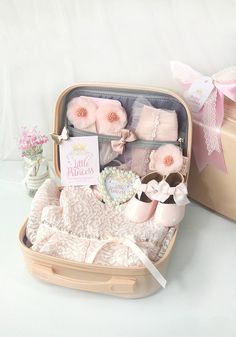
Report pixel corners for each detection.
[0,161,236,337]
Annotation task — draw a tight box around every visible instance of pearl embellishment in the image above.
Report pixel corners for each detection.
[98,167,139,207]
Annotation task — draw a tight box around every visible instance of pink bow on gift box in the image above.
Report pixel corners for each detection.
[111,129,137,154]
[171,61,236,172]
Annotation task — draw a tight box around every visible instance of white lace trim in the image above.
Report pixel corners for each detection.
[201,88,221,155]
[151,109,160,139]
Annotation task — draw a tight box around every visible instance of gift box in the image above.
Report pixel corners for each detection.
[171,62,236,221]
[188,98,236,220]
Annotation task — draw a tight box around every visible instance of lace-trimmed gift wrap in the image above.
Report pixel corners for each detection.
[171,61,236,172]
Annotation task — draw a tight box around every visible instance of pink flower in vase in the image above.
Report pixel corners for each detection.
[149,144,183,175]
[66,97,97,132]
[19,126,49,197]
[18,126,48,159]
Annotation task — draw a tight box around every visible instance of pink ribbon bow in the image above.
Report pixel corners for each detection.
[157,180,189,206]
[111,129,137,154]
[171,61,236,172]
[134,179,161,200]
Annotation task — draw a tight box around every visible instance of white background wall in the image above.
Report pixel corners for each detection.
[0,0,236,160]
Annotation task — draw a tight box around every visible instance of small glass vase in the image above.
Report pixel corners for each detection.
[24,150,49,197]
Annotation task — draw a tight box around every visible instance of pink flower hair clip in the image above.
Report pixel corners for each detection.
[149,144,183,176]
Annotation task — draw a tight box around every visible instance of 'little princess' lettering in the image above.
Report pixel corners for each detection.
[59,136,99,186]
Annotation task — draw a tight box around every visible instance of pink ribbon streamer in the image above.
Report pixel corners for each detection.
[171,61,236,172]
[111,129,137,154]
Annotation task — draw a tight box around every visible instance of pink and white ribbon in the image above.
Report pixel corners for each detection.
[171,61,236,172]
[111,129,137,154]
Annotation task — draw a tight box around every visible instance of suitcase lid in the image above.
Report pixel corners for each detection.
[52,83,192,178]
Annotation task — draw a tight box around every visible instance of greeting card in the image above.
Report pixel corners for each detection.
[59,136,100,186]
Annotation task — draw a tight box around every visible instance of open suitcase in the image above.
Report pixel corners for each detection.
[19,83,192,298]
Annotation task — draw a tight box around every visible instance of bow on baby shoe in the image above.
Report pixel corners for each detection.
[134,179,160,200]
[157,180,190,205]
[111,129,137,154]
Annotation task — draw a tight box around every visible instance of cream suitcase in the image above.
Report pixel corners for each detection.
[19,83,192,298]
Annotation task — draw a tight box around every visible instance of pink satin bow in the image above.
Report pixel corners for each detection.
[171,61,236,172]
[157,180,189,205]
[134,179,160,200]
[111,129,137,154]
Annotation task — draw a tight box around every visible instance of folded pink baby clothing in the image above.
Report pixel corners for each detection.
[27,180,171,242]
[26,179,60,244]
[32,220,173,267]
[27,179,175,268]
[121,99,178,177]
[132,103,178,141]
[59,184,174,243]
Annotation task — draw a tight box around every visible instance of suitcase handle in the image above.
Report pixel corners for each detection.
[31,263,136,294]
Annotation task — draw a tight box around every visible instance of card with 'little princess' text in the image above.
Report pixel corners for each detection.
[59,136,100,186]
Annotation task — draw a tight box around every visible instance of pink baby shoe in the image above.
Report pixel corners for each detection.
[149,144,183,176]
[125,172,163,223]
[153,172,189,227]
[66,96,97,132]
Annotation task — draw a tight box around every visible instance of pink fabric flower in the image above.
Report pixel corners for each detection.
[149,144,183,175]
[96,104,127,135]
[66,97,97,131]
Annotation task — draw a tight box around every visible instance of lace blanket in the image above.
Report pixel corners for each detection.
[27,179,175,267]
